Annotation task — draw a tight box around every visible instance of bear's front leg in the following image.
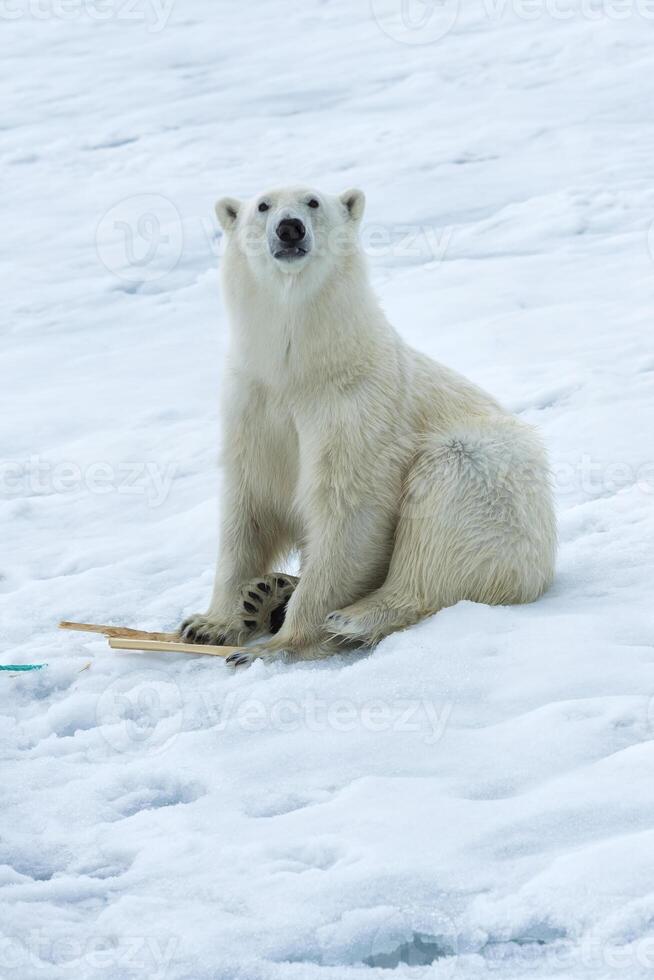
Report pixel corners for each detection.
[223,392,398,666]
[180,379,298,645]
[226,495,394,665]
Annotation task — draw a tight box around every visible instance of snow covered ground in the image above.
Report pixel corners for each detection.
[2,1,654,976]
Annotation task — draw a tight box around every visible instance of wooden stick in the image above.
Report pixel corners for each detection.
[59,620,239,659]
[59,621,178,642]
[108,637,239,658]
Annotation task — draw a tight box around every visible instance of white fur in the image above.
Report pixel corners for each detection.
[184,186,557,663]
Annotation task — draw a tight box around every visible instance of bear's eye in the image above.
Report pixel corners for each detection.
[258,201,270,213]
[307,198,319,209]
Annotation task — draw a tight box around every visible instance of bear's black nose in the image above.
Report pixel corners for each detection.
[276,218,306,244]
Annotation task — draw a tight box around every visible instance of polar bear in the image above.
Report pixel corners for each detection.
[181,186,556,666]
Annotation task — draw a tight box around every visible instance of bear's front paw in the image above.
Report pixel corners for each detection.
[225,638,341,668]
[179,614,241,646]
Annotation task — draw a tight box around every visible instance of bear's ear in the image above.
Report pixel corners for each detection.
[340,188,365,224]
[215,197,241,232]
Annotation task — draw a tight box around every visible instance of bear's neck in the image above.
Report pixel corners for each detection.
[224,251,397,389]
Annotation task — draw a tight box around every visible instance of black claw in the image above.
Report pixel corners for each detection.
[243,619,256,629]
[243,601,256,614]
[226,651,248,666]
[276,577,287,589]
[270,597,290,634]
[248,591,262,603]
[257,581,271,593]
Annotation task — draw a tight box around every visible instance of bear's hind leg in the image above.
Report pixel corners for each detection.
[325,420,556,647]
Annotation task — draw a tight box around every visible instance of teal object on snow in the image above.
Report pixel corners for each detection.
[0,664,47,671]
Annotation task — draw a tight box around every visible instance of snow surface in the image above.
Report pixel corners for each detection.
[2,2,654,977]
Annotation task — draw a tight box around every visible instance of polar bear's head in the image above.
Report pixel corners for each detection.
[215,186,365,293]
